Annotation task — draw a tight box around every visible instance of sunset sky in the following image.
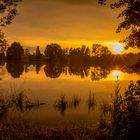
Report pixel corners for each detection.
[3,0,129,51]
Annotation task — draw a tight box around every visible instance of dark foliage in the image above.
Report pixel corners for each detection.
[7,42,24,60]
[99,0,140,48]
[0,0,22,26]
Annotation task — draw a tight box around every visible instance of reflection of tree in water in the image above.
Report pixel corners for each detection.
[3,55,140,80]
[69,64,90,79]
[130,60,140,75]
[0,61,5,66]
[44,62,62,78]
[7,62,24,78]
[36,63,41,74]
[34,62,43,74]
[24,63,30,73]
[91,67,110,80]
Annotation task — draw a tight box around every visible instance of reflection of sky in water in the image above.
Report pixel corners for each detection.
[0,65,140,127]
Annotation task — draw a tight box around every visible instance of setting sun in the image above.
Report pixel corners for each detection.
[112,43,124,54]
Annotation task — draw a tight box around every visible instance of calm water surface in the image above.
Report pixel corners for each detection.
[0,63,140,127]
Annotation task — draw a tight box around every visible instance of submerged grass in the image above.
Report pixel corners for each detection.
[11,92,46,112]
[54,95,68,116]
[0,90,46,115]
[69,96,81,109]
[88,91,96,112]
[54,95,81,115]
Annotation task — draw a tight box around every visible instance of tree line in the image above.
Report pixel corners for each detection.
[1,41,139,62]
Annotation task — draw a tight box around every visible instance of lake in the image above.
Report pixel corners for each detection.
[0,62,140,128]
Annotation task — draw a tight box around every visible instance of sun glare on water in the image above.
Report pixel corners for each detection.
[112,43,124,54]
[112,70,121,79]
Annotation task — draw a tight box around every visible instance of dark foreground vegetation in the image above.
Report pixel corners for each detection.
[0,80,140,140]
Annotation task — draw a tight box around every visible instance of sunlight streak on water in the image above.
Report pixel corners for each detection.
[112,70,121,79]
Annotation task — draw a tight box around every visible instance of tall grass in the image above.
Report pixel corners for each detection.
[94,80,140,140]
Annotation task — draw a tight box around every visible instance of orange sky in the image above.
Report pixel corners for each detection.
[3,0,131,51]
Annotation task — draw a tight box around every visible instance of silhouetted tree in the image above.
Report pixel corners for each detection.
[0,30,8,60]
[65,48,69,55]
[7,42,24,61]
[99,0,140,49]
[0,30,8,53]
[98,0,107,5]
[81,45,86,55]
[35,46,41,59]
[85,47,90,56]
[69,46,90,60]
[92,44,111,57]
[0,0,22,53]
[24,48,31,61]
[0,0,22,27]
[44,44,63,60]
[62,48,69,56]
[25,48,30,56]
[124,29,140,49]
[69,48,82,57]
[0,52,5,60]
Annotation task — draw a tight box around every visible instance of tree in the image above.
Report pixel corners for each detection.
[7,42,24,61]
[25,48,30,56]
[81,45,86,56]
[92,44,111,57]
[36,46,41,59]
[0,30,7,60]
[0,30,8,52]
[98,0,140,48]
[98,0,107,5]
[44,44,63,60]
[0,0,22,53]
[85,47,90,56]
[0,0,22,27]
